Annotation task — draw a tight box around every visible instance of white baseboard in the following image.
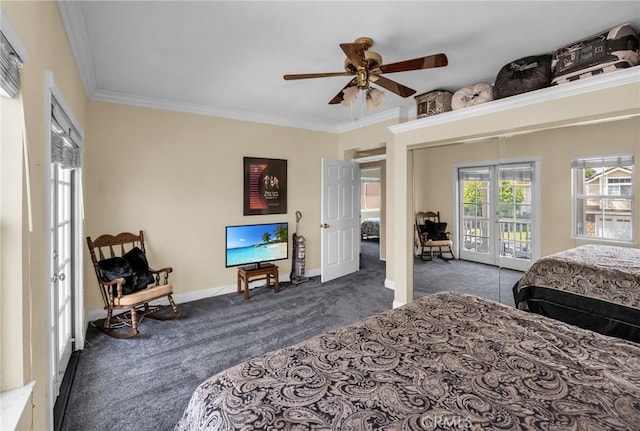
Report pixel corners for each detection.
[392,300,405,309]
[85,267,322,326]
[384,278,395,290]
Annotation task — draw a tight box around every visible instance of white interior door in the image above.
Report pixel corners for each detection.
[321,159,360,282]
[50,163,74,397]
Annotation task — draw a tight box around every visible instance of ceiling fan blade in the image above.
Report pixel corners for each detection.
[340,42,366,68]
[329,78,358,105]
[371,75,416,98]
[378,53,448,74]
[284,71,352,80]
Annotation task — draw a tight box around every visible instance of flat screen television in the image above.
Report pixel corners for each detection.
[225,222,289,268]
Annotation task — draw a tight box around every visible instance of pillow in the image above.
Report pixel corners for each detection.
[451,82,494,110]
[423,220,449,241]
[97,257,137,295]
[96,247,155,296]
[123,247,155,291]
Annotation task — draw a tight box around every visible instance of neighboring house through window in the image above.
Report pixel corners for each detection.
[573,154,634,242]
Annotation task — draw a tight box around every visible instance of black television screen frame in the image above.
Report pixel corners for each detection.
[225,222,289,269]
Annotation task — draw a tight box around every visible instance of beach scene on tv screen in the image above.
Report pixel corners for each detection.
[226,223,288,266]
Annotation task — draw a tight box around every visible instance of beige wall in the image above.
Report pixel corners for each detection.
[413,138,498,228]
[1,1,87,429]
[83,101,338,310]
[337,118,396,158]
[413,118,640,257]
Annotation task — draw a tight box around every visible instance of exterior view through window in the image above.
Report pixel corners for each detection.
[573,154,634,242]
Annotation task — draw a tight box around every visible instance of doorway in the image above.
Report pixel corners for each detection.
[458,161,537,271]
[354,148,386,262]
[48,82,83,431]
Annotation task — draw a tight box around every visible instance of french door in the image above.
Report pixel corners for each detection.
[48,84,83,431]
[458,162,536,271]
[50,163,75,396]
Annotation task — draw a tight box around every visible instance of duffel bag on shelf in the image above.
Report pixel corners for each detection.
[494,55,552,99]
[551,22,639,85]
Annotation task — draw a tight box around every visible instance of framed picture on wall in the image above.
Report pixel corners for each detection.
[243,157,287,215]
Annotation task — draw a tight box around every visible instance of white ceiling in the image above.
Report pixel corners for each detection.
[58,1,640,132]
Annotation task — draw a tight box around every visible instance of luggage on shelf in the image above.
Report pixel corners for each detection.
[551,23,639,85]
[414,90,453,119]
[494,55,552,99]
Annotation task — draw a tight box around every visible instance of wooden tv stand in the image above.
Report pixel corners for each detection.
[237,263,279,300]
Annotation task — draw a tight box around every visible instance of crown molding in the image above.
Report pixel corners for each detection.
[56,0,96,96]
[335,106,407,134]
[93,88,414,134]
[91,88,425,134]
[92,89,340,133]
[389,67,640,135]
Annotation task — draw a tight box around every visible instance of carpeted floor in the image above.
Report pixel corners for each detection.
[61,239,522,431]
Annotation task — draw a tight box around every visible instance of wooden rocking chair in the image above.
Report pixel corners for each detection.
[86,230,179,338]
[415,211,455,261]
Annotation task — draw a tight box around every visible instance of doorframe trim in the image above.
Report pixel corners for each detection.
[45,71,85,431]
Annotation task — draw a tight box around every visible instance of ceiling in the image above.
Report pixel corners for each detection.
[58,1,640,133]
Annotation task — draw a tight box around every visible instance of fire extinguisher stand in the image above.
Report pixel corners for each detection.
[290,210,309,285]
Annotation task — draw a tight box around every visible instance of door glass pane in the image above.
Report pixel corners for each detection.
[498,164,533,261]
[460,169,491,255]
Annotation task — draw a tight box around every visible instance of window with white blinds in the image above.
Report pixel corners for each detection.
[573,153,634,242]
[0,30,22,98]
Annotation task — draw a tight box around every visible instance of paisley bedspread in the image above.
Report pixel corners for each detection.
[513,245,640,341]
[175,292,640,431]
[515,244,640,309]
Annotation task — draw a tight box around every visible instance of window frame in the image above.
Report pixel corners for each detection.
[572,153,634,243]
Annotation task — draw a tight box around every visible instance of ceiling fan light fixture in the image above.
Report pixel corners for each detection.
[366,87,385,110]
[284,37,448,110]
[340,85,359,107]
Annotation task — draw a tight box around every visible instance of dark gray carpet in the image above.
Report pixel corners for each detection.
[61,239,522,431]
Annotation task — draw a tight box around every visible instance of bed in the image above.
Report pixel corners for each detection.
[176,292,640,431]
[513,244,640,343]
[360,217,380,239]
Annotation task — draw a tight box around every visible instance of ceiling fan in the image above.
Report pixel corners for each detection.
[283,37,448,108]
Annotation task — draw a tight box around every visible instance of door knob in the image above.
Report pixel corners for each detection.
[51,273,66,282]
[320,223,330,228]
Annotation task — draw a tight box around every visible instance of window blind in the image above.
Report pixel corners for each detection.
[51,97,81,169]
[0,30,22,98]
[458,168,490,182]
[499,164,534,182]
[572,154,634,169]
